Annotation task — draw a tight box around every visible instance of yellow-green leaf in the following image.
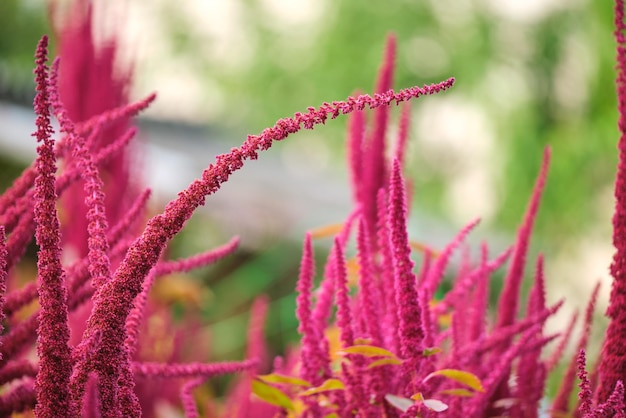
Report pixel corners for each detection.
[251,379,294,411]
[422,347,442,357]
[410,393,425,402]
[423,369,484,392]
[324,414,340,418]
[339,345,399,359]
[257,373,311,388]
[300,379,345,396]
[438,388,476,397]
[366,357,402,369]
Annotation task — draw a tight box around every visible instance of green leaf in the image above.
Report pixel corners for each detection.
[422,347,442,357]
[339,344,399,359]
[251,379,294,411]
[324,414,340,418]
[300,379,345,396]
[438,388,476,397]
[423,369,485,392]
[366,357,402,369]
[257,373,311,387]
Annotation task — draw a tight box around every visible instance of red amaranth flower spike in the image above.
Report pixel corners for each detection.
[356,218,383,346]
[296,233,325,385]
[578,350,594,416]
[495,147,550,335]
[376,188,400,354]
[31,35,74,418]
[363,35,397,236]
[347,103,366,205]
[553,282,601,415]
[180,376,205,418]
[131,359,258,379]
[0,227,7,350]
[155,236,239,276]
[333,237,355,349]
[49,57,113,291]
[388,158,424,379]
[0,381,36,416]
[423,218,480,300]
[394,102,411,167]
[598,0,626,406]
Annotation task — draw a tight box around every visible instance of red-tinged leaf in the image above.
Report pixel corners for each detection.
[438,388,476,397]
[300,379,345,396]
[339,344,399,359]
[423,347,442,357]
[385,394,413,412]
[423,398,448,412]
[423,369,484,392]
[354,337,372,345]
[251,379,294,411]
[366,357,402,369]
[257,373,311,388]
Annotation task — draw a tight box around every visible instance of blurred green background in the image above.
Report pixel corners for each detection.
[0,0,617,397]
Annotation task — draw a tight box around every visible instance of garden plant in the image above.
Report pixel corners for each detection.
[3,0,626,417]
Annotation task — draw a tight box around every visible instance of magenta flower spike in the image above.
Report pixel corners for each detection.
[553,283,601,415]
[180,376,205,418]
[49,58,113,291]
[598,0,626,405]
[347,102,366,205]
[31,35,74,418]
[0,226,7,346]
[155,236,239,276]
[295,233,325,385]
[376,188,400,354]
[514,256,548,417]
[495,147,550,336]
[578,350,594,416]
[356,218,384,346]
[394,102,412,168]
[546,311,579,373]
[131,359,258,379]
[388,158,424,374]
[363,35,397,235]
[423,218,480,300]
[333,237,355,349]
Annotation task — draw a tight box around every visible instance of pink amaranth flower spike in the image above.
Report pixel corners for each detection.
[0,227,7,356]
[363,35,397,237]
[296,233,325,386]
[553,282,600,415]
[31,35,74,418]
[598,0,626,406]
[495,147,550,336]
[333,237,355,349]
[356,218,384,347]
[388,158,424,383]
